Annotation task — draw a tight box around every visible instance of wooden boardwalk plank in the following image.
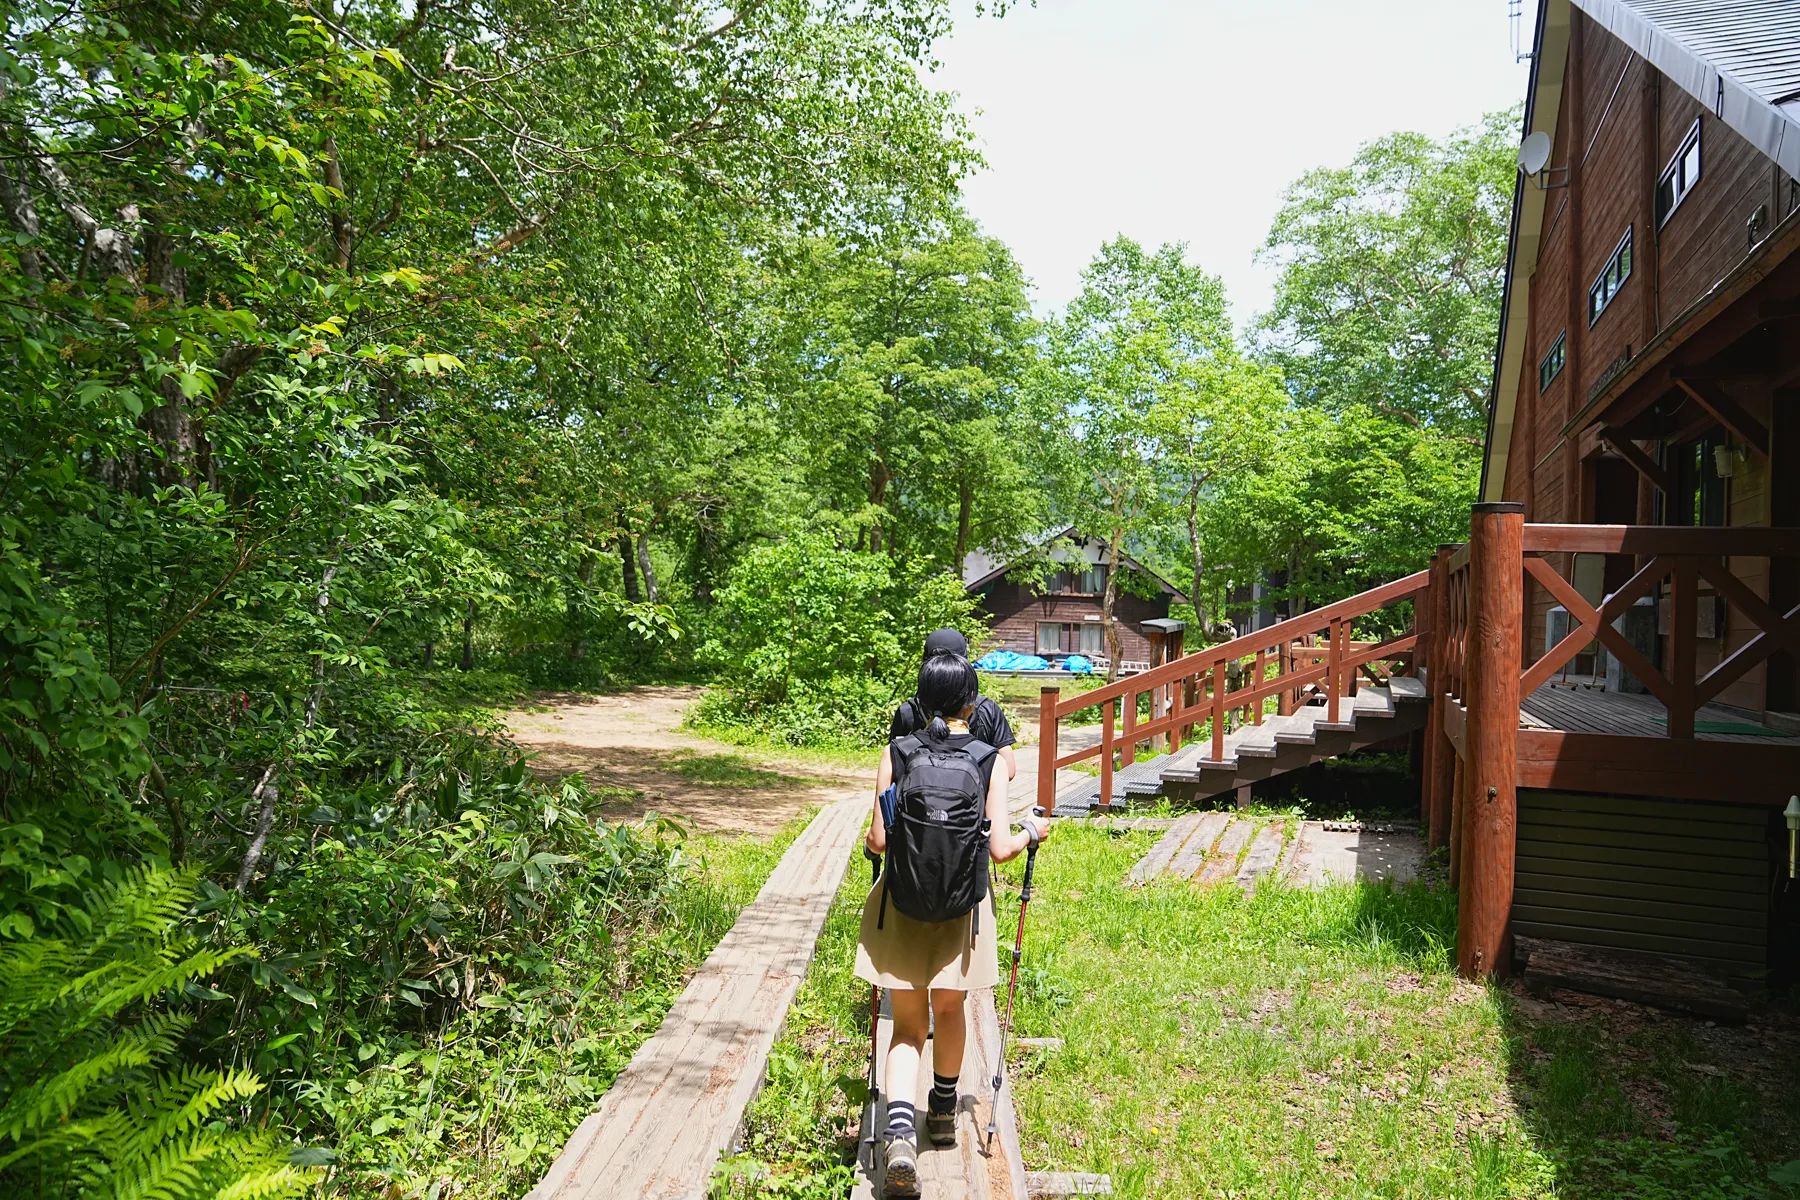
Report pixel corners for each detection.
[1195,819,1254,887]
[1123,812,1203,885]
[852,987,1026,1199]
[1166,812,1231,881]
[527,796,866,1200]
[1235,822,1287,891]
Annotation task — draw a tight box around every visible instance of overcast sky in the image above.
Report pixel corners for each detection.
[926,0,1535,327]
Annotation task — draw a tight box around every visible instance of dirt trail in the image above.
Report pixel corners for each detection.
[504,686,869,836]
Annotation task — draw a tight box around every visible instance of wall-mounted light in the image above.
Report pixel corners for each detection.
[1787,794,1800,879]
[1713,441,1745,479]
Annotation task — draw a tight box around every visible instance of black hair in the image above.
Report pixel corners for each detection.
[915,653,978,741]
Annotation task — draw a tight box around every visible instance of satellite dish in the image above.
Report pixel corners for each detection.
[1518,131,1553,176]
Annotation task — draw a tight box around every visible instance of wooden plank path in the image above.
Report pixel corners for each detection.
[852,987,1028,1200]
[527,795,866,1200]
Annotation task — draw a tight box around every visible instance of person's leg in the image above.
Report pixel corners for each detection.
[924,988,965,1144]
[883,987,927,1194]
[929,988,966,1085]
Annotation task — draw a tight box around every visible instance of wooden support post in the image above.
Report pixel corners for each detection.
[1326,618,1343,724]
[1149,634,1167,750]
[1121,686,1137,767]
[1169,672,1185,753]
[1253,649,1266,725]
[1447,753,1464,890]
[1098,697,1115,815]
[1457,502,1523,981]
[1669,560,1697,739]
[1276,641,1292,717]
[1428,545,1457,851]
[1038,687,1059,817]
[1210,663,1226,762]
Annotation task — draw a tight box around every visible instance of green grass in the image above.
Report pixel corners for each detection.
[725,823,1800,1199]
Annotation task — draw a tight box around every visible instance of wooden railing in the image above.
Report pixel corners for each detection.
[1034,570,1429,816]
[1427,507,1800,979]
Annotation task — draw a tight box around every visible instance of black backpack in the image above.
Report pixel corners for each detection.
[880,732,995,928]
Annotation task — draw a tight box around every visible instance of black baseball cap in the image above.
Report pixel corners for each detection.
[922,628,968,660]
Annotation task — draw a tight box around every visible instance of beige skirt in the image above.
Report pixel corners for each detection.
[853,880,999,992]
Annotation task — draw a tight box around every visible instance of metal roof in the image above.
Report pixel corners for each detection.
[1620,0,1800,104]
[1576,0,1800,176]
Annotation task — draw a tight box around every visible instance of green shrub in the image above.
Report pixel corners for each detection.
[694,537,982,747]
[0,866,309,1200]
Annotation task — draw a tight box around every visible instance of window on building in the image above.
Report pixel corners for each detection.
[1588,227,1633,326]
[1035,622,1107,655]
[1656,118,1702,227]
[1539,330,1566,392]
[1046,564,1106,594]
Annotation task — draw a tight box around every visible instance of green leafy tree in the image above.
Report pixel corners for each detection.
[1041,238,1229,676]
[696,537,980,745]
[1256,107,1520,441]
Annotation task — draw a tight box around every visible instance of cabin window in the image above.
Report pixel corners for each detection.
[1656,119,1702,227]
[1046,564,1106,594]
[1538,331,1565,392]
[1035,622,1106,655]
[1588,227,1633,326]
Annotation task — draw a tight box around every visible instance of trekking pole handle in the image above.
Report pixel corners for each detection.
[864,848,881,884]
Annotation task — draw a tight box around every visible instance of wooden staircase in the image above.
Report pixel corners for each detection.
[1060,679,1430,811]
[1035,571,1431,819]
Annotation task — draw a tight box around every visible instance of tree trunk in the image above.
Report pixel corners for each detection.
[636,535,659,603]
[619,537,640,602]
[1186,487,1206,628]
[868,461,889,553]
[955,477,973,567]
[1102,523,1125,684]
[569,552,596,660]
[321,135,353,269]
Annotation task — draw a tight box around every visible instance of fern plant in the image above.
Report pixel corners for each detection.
[0,866,312,1199]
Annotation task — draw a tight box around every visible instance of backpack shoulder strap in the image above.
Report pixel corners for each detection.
[961,738,997,767]
[890,734,925,778]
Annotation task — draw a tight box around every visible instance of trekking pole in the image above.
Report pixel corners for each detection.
[861,848,882,1168]
[987,807,1043,1145]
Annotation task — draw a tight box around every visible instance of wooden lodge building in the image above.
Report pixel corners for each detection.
[1480,0,1800,986]
[962,528,1187,671]
[1031,0,1800,998]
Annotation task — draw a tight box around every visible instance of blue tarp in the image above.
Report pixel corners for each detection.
[975,649,1051,671]
[1063,654,1096,674]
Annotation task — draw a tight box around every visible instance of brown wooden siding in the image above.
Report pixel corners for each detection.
[1657,92,1793,321]
[976,577,1169,663]
[1512,790,1770,977]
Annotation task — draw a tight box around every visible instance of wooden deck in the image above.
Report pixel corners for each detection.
[527,795,866,1200]
[852,987,1027,1200]
[1519,682,1800,742]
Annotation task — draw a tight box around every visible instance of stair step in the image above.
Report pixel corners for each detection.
[1388,676,1428,703]
[1232,723,1280,757]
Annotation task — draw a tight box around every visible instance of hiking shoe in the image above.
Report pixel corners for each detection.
[883,1131,920,1196]
[925,1104,957,1146]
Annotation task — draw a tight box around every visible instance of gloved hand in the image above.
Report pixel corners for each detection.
[1019,813,1049,848]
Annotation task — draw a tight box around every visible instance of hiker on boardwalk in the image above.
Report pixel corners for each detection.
[860,652,1047,1196]
[889,628,1018,781]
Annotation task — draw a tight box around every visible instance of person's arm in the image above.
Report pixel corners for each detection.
[986,763,1046,863]
[867,745,893,855]
[986,699,1019,780]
